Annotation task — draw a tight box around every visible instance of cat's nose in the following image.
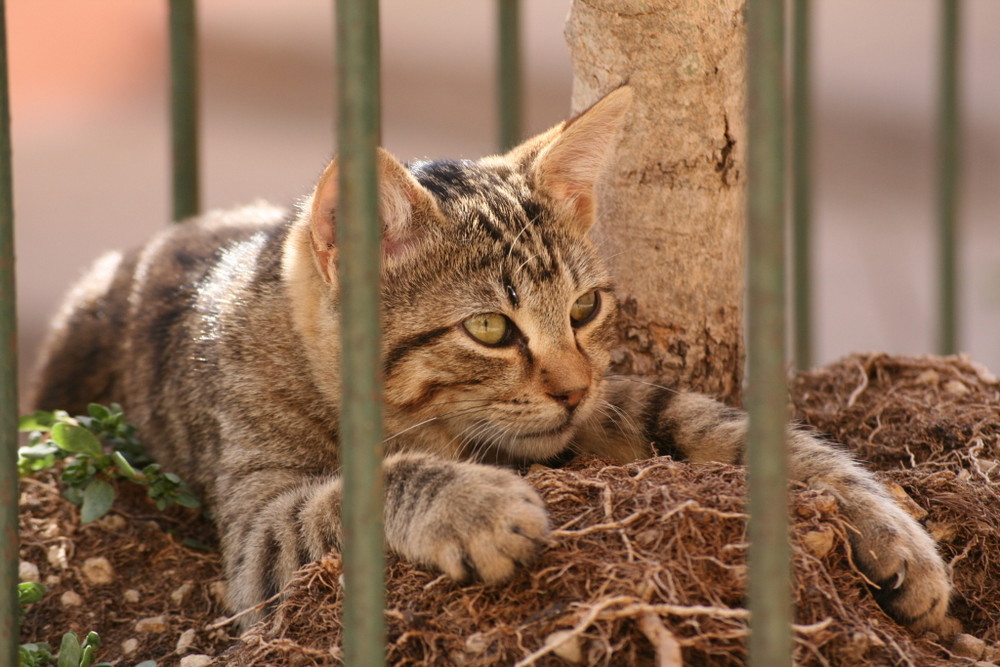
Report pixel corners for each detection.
[549,388,586,412]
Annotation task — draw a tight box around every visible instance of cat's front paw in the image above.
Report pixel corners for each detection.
[385,455,550,583]
[847,497,958,634]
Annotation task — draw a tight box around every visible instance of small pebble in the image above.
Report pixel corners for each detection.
[96,513,127,531]
[179,655,213,667]
[46,543,69,569]
[463,632,488,655]
[944,380,970,395]
[175,628,197,654]
[121,638,139,656]
[81,557,115,585]
[915,369,940,385]
[209,580,228,606]
[135,615,169,633]
[545,630,583,664]
[19,560,40,583]
[60,590,83,607]
[953,634,987,660]
[801,526,836,559]
[171,582,195,605]
[124,589,141,603]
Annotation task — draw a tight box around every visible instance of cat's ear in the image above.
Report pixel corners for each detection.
[531,85,632,232]
[308,149,438,282]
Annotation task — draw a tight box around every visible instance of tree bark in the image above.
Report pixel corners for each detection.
[567,0,747,404]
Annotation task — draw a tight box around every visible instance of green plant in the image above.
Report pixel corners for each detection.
[19,403,199,523]
[19,630,113,667]
[18,581,45,610]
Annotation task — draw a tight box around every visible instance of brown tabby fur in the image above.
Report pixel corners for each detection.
[31,88,955,633]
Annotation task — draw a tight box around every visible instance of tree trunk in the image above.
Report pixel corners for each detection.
[566,0,747,404]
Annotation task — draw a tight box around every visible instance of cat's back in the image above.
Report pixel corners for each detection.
[31,203,297,490]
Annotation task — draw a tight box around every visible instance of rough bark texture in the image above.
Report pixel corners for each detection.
[567,0,747,404]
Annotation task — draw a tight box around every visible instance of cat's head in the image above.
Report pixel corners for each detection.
[304,87,632,463]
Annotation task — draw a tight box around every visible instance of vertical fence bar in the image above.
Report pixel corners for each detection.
[0,0,18,664]
[747,0,792,664]
[336,1,385,665]
[169,0,201,222]
[497,0,522,151]
[791,0,812,370]
[936,0,960,355]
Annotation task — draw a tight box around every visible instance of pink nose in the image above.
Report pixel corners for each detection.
[549,388,586,411]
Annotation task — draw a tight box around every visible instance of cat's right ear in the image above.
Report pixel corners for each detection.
[531,85,632,233]
[308,150,439,282]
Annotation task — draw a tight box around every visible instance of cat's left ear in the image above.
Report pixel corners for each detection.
[531,85,632,233]
[308,149,439,281]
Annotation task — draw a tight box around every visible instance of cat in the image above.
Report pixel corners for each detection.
[30,87,954,634]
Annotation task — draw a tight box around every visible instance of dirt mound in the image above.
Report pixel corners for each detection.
[18,354,1000,665]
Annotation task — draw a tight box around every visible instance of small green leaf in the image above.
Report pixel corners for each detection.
[19,411,55,432]
[57,632,81,667]
[82,631,100,650]
[18,581,46,606]
[86,404,110,421]
[181,537,211,552]
[51,423,103,457]
[175,490,201,508]
[80,479,115,524]
[63,486,83,506]
[134,661,158,667]
[80,645,95,667]
[111,451,140,481]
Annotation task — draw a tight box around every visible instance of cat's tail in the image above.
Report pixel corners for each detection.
[29,249,136,414]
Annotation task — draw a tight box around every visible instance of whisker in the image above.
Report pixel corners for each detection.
[382,404,493,444]
[506,215,538,260]
[605,375,680,395]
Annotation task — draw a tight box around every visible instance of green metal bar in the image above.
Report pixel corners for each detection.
[936,0,960,354]
[791,0,812,370]
[336,0,385,665]
[497,0,522,151]
[169,0,201,221]
[747,0,792,664]
[0,1,18,664]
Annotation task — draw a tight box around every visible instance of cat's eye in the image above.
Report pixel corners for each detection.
[570,290,600,325]
[463,313,511,346]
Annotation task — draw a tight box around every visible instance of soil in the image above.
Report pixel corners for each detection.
[17,354,1000,665]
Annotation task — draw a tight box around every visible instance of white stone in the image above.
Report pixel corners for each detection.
[171,582,195,605]
[135,615,169,633]
[81,557,115,585]
[60,590,83,607]
[18,560,40,583]
[175,628,197,654]
[179,655,213,667]
[46,543,69,569]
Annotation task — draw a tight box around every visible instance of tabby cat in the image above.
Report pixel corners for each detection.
[31,87,954,633]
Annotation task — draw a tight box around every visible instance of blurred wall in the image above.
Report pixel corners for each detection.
[9,0,999,407]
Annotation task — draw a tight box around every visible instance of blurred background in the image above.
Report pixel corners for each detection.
[8,0,999,405]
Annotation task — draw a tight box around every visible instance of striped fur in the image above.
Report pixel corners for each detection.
[30,87,953,633]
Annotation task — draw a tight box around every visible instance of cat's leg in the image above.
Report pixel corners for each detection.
[574,376,955,633]
[219,451,549,626]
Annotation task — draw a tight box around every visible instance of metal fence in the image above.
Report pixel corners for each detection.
[0,0,965,665]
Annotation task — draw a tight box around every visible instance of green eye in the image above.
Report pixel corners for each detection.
[570,290,599,325]
[463,313,511,346]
